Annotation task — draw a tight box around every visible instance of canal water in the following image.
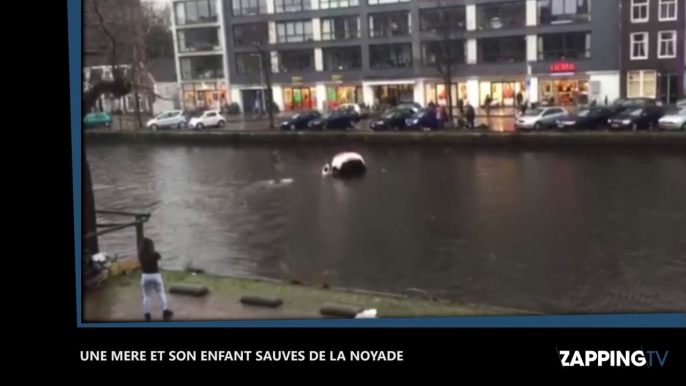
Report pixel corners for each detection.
[87,143,686,314]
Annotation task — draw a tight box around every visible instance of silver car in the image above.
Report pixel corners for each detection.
[658,107,686,131]
[515,107,569,131]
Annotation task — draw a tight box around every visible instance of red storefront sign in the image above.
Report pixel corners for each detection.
[550,61,576,73]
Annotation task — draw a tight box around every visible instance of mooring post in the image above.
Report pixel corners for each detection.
[135,215,144,250]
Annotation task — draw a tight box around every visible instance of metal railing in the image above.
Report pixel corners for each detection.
[84,210,151,251]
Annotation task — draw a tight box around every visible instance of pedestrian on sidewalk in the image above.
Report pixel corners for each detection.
[138,237,173,322]
[465,102,475,130]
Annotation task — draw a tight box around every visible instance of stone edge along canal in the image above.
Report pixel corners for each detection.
[84,130,686,148]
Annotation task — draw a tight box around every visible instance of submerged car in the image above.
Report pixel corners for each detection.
[83,112,112,129]
[555,107,614,130]
[405,108,441,131]
[369,108,415,131]
[515,107,568,131]
[146,110,187,131]
[279,111,321,131]
[608,105,664,131]
[657,107,686,131]
[188,109,226,130]
[308,110,357,131]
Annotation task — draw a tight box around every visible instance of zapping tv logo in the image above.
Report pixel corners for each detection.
[557,349,669,368]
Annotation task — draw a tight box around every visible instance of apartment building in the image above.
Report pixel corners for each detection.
[619,0,685,104]
[171,0,623,112]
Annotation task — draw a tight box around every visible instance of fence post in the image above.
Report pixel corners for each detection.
[135,215,144,250]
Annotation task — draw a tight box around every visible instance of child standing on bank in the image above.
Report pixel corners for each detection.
[138,237,173,321]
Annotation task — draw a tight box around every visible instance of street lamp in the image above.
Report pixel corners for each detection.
[253,42,275,130]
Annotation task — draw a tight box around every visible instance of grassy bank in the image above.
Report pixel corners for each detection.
[84,129,686,148]
[96,270,531,319]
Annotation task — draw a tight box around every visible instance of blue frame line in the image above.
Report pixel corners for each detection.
[68,0,685,329]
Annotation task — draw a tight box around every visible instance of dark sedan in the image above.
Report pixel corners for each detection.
[555,107,614,130]
[404,108,441,131]
[369,109,415,131]
[610,97,659,114]
[308,111,357,131]
[607,106,664,131]
[279,111,321,131]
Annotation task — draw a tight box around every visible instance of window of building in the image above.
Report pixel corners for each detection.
[326,86,363,109]
[367,0,410,5]
[283,87,317,111]
[175,0,218,25]
[235,53,263,74]
[275,0,312,13]
[320,0,359,9]
[421,41,467,66]
[630,32,648,59]
[631,0,649,22]
[323,46,362,71]
[478,36,527,63]
[178,28,221,52]
[369,11,411,38]
[278,49,315,72]
[419,7,466,32]
[232,0,267,16]
[276,20,314,43]
[658,31,677,58]
[233,23,269,47]
[476,1,527,30]
[321,16,360,40]
[627,70,657,98]
[179,55,224,80]
[537,0,591,25]
[658,0,677,21]
[537,32,591,60]
[369,43,413,69]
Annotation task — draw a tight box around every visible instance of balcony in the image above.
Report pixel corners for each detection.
[369,11,411,38]
[369,43,413,69]
[476,1,527,30]
[231,0,267,17]
[179,55,225,80]
[321,16,360,41]
[537,0,591,26]
[178,28,222,53]
[175,0,219,26]
[478,36,527,63]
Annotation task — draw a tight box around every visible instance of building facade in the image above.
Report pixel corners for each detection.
[171,0,625,112]
[619,0,685,104]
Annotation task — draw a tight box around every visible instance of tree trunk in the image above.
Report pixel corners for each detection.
[82,144,99,255]
[445,74,453,126]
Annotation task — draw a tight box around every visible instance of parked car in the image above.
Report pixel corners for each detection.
[608,105,664,131]
[146,110,187,131]
[308,110,357,131]
[515,107,568,131]
[657,106,686,131]
[370,108,415,131]
[397,102,422,113]
[279,111,321,131]
[336,103,369,119]
[83,112,112,129]
[555,106,614,130]
[610,97,659,114]
[405,108,441,131]
[188,109,226,130]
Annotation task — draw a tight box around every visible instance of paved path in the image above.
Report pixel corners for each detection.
[84,280,317,322]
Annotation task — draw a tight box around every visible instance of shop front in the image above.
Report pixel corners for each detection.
[372,84,415,105]
[478,80,526,107]
[424,82,469,106]
[536,61,590,106]
[182,81,228,110]
[282,85,318,111]
[325,84,363,109]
